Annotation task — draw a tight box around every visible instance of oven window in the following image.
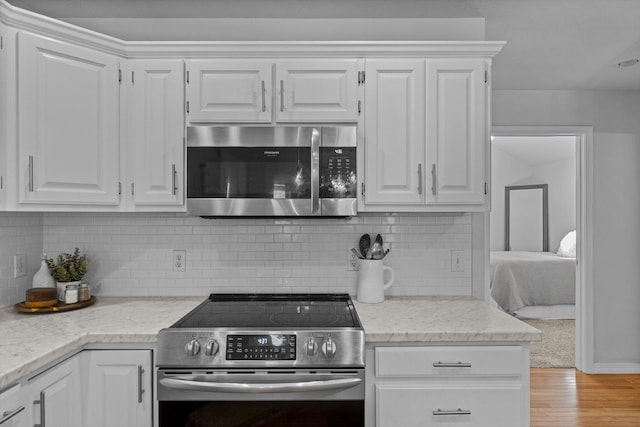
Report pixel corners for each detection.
[159,401,363,427]
[187,147,311,199]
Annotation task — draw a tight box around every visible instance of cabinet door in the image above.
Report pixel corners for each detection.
[275,60,358,123]
[26,356,82,427]
[426,59,485,204]
[0,385,25,427]
[364,59,425,204]
[186,59,272,123]
[0,22,7,209]
[126,59,184,207]
[17,32,120,206]
[84,350,152,427]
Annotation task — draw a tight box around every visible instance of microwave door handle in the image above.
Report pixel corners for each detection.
[159,377,361,393]
[311,128,321,215]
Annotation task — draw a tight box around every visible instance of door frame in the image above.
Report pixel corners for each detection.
[490,125,594,373]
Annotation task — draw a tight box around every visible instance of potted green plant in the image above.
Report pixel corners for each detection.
[46,248,89,301]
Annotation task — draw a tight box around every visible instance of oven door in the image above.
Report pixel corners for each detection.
[186,126,320,217]
[157,369,364,427]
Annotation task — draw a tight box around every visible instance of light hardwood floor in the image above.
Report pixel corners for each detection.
[531,368,640,427]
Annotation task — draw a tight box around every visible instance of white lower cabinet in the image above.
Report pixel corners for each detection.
[25,356,82,427]
[83,350,153,427]
[21,349,153,427]
[367,344,530,427]
[0,384,25,427]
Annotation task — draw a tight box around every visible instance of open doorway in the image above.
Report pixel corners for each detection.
[490,126,594,373]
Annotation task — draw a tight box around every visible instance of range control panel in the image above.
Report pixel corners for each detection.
[226,334,297,360]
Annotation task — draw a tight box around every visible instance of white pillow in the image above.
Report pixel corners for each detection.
[557,230,576,258]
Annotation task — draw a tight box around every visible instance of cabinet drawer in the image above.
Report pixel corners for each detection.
[376,384,523,427]
[375,346,523,377]
[0,384,24,426]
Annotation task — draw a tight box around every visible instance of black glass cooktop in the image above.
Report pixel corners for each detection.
[172,293,361,329]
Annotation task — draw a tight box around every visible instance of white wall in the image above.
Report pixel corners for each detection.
[491,145,576,251]
[493,89,640,367]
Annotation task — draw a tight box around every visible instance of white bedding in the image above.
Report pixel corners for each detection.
[490,251,576,316]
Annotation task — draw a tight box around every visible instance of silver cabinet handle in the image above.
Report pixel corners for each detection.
[160,377,361,393]
[261,80,266,112]
[28,156,34,192]
[433,408,471,416]
[280,79,284,112]
[431,163,437,195]
[33,391,45,427]
[172,164,177,195]
[417,163,423,195]
[433,361,472,368]
[138,365,145,404]
[0,406,25,425]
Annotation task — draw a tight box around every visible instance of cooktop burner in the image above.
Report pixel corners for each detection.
[171,293,361,329]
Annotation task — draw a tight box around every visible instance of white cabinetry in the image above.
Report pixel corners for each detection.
[426,59,486,205]
[361,58,488,211]
[366,344,530,427]
[186,59,359,123]
[363,59,425,205]
[0,22,7,209]
[83,350,152,427]
[0,385,25,427]
[17,31,120,207]
[123,59,184,209]
[26,356,82,427]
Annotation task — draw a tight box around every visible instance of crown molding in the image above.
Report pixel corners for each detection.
[0,0,505,58]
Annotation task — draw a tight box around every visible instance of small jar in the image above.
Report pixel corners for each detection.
[79,283,91,302]
[64,284,79,304]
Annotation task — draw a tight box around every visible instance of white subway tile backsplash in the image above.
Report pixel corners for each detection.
[0,211,474,305]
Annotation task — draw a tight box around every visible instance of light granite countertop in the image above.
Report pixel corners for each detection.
[0,295,539,390]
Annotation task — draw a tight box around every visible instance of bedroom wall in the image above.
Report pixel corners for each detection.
[491,144,576,252]
[493,89,640,371]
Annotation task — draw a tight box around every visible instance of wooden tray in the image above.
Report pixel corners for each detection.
[14,296,97,314]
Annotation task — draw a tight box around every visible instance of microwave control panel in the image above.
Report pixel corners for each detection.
[320,147,357,198]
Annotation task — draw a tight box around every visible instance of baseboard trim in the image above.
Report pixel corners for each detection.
[591,362,640,374]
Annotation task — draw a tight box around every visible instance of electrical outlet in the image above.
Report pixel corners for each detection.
[173,250,186,272]
[451,250,464,272]
[347,250,359,271]
[14,254,26,278]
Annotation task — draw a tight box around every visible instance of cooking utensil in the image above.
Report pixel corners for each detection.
[351,247,364,259]
[358,234,371,259]
[370,234,385,260]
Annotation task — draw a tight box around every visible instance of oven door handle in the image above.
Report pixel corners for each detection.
[159,377,362,393]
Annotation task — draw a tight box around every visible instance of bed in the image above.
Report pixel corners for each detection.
[490,250,576,319]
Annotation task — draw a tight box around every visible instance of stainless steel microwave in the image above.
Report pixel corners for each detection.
[186,126,357,217]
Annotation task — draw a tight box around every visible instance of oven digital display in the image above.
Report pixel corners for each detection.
[226,334,296,360]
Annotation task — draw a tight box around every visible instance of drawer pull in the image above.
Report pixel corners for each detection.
[433,361,472,368]
[0,406,25,425]
[433,408,471,416]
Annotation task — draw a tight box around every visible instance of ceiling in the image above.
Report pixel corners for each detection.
[6,0,640,90]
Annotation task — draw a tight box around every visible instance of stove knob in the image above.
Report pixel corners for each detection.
[203,339,219,356]
[185,339,201,356]
[306,338,319,356]
[322,336,337,358]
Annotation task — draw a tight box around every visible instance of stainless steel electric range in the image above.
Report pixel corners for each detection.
[156,293,365,427]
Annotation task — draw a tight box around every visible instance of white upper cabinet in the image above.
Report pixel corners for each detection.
[123,59,184,209]
[361,58,488,211]
[185,59,359,124]
[275,59,359,123]
[426,59,486,205]
[17,31,120,207]
[363,59,425,205]
[186,59,273,123]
